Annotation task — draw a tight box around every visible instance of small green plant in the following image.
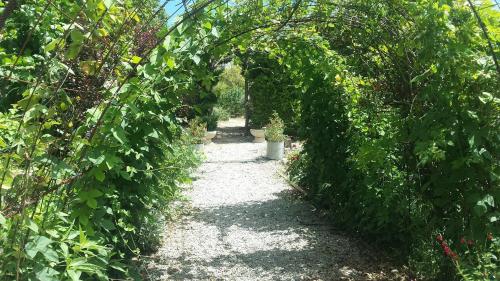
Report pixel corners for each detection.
[203,112,219,131]
[188,118,207,144]
[265,112,286,142]
[214,106,230,121]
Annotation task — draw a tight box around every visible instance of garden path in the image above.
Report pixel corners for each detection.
[148,118,398,281]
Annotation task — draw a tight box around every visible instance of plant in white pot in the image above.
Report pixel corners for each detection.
[265,112,286,160]
[188,117,206,151]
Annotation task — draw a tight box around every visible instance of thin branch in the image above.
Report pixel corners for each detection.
[467,0,500,76]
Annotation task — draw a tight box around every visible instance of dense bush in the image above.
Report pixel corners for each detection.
[246,53,301,134]
[0,0,216,278]
[217,87,245,117]
[282,1,499,279]
[213,64,245,117]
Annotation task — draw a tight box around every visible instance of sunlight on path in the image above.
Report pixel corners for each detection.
[148,118,396,281]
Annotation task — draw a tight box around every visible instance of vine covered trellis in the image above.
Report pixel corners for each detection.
[0,0,498,280]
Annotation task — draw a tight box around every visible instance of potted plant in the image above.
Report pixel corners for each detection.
[203,112,218,143]
[188,117,206,151]
[265,112,286,160]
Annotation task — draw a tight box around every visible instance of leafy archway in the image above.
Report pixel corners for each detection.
[0,0,498,279]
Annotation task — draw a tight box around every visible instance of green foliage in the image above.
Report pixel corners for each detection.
[0,0,213,278]
[1,0,499,280]
[217,87,245,117]
[213,106,230,121]
[203,111,219,131]
[453,235,499,280]
[187,118,207,144]
[265,112,286,142]
[280,1,500,280]
[213,64,245,117]
[246,53,301,133]
[213,64,245,95]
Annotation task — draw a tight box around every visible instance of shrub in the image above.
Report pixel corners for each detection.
[247,53,300,134]
[213,64,245,117]
[187,118,207,144]
[283,2,499,279]
[265,112,286,142]
[217,87,245,117]
[203,111,219,131]
[214,106,230,121]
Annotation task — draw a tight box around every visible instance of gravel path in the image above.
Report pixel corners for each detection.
[149,119,398,281]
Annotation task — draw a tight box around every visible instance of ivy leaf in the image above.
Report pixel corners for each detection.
[70,30,84,43]
[111,127,127,144]
[28,219,39,233]
[42,248,59,263]
[94,169,105,182]
[480,194,494,207]
[67,270,82,281]
[148,129,159,139]
[164,55,176,69]
[88,154,105,165]
[0,213,6,226]
[473,204,487,216]
[35,267,59,281]
[211,27,219,38]
[24,104,48,122]
[202,21,212,30]
[102,0,113,8]
[479,92,491,104]
[192,54,201,65]
[100,219,116,231]
[130,56,142,64]
[44,39,64,52]
[86,198,98,209]
[25,236,53,258]
[163,36,172,50]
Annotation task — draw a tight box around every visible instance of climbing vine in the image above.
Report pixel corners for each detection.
[0,0,498,280]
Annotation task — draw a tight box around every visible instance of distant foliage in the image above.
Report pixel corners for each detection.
[246,53,300,133]
[217,87,245,116]
[213,65,245,117]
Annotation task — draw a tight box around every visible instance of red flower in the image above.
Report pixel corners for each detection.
[436,234,444,242]
[460,237,466,244]
[487,233,493,241]
[440,241,458,260]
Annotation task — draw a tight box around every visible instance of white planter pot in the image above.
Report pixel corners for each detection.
[266,141,284,160]
[194,143,204,151]
[205,131,217,143]
[250,129,265,143]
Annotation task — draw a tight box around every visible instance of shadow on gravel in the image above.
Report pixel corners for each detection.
[213,126,253,144]
[147,189,391,280]
[205,156,270,164]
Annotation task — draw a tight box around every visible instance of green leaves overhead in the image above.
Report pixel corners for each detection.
[0,0,498,280]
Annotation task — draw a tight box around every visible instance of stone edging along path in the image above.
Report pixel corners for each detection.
[147,118,401,281]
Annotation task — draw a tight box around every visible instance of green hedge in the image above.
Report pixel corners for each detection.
[247,54,301,134]
[284,1,499,279]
